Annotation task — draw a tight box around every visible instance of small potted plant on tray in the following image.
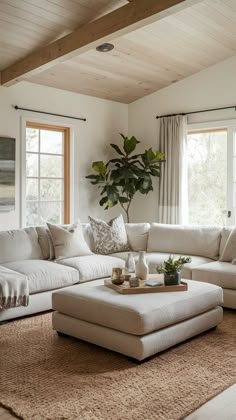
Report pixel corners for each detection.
[156,255,192,286]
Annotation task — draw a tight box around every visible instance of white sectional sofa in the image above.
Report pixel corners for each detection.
[0,222,235,322]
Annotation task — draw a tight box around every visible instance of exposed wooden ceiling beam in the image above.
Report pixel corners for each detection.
[0,0,200,87]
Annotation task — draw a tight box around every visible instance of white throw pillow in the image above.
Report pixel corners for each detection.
[219,228,236,262]
[47,222,93,260]
[89,214,130,255]
[125,223,150,251]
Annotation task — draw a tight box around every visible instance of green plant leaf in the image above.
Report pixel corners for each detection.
[138,175,152,193]
[107,185,119,204]
[124,136,140,156]
[124,182,137,195]
[155,151,165,161]
[109,158,123,164]
[146,148,156,161]
[132,167,146,178]
[99,196,108,206]
[119,133,128,141]
[150,168,160,176]
[92,161,106,176]
[85,174,100,180]
[107,199,114,208]
[119,196,129,203]
[100,186,107,195]
[110,144,124,156]
[123,168,137,180]
[128,154,141,160]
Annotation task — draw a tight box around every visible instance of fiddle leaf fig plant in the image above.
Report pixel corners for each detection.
[86,133,164,222]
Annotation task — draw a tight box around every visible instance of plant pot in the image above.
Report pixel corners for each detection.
[164,272,181,286]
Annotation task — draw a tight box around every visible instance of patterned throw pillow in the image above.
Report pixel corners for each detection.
[89,215,130,255]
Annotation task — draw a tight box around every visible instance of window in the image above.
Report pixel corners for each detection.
[25,122,70,226]
[187,128,227,226]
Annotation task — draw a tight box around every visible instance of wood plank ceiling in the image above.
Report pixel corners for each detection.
[0,0,128,70]
[1,0,236,103]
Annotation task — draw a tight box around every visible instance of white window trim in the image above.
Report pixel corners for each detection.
[20,115,75,228]
[188,118,236,131]
[187,118,236,226]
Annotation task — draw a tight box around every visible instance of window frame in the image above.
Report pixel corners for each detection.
[21,117,74,227]
[187,119,236,226]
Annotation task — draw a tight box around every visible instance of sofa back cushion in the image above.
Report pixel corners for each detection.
[125,223,150,251]
[219,227,236,262]
[219,227,233,259]
[147,223,221,259]
[0,227,43,264]
[80,223,150,252]
[36,226,55,260]
[81,223,95,252]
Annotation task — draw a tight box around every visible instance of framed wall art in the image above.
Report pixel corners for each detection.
[0,137,16,212]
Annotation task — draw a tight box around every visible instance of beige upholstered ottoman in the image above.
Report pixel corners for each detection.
[52,279,223,361]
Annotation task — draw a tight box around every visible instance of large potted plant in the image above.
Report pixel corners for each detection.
[156,256,192,285]
[86,133,164,222]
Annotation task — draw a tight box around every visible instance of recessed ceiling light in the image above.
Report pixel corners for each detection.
[96,43,114,52]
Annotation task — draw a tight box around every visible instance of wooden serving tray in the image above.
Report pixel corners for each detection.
[104,279,188,294]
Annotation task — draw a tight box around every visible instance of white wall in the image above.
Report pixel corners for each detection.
[0,82,128,229]
[128,54,236,222]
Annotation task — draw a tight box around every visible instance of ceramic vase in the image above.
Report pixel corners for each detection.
[125,252,136,274]
[135,251,149,280]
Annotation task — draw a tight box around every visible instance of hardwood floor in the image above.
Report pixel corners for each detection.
[1,384,236,419]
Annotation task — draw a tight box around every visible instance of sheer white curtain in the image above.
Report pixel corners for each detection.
[158,115,188,224]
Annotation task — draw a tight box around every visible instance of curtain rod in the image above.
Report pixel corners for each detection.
[156,105,236,119]
[14,106,86,122]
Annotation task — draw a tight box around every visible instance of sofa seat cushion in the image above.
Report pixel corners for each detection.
[110,252,138,261]
[2,260,79,294]
[52,279,223,336]
[110,252,212,279]
[58,255,125,282]
[192,261,236,290]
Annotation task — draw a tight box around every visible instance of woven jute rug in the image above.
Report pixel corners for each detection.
[0,310,235,420]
